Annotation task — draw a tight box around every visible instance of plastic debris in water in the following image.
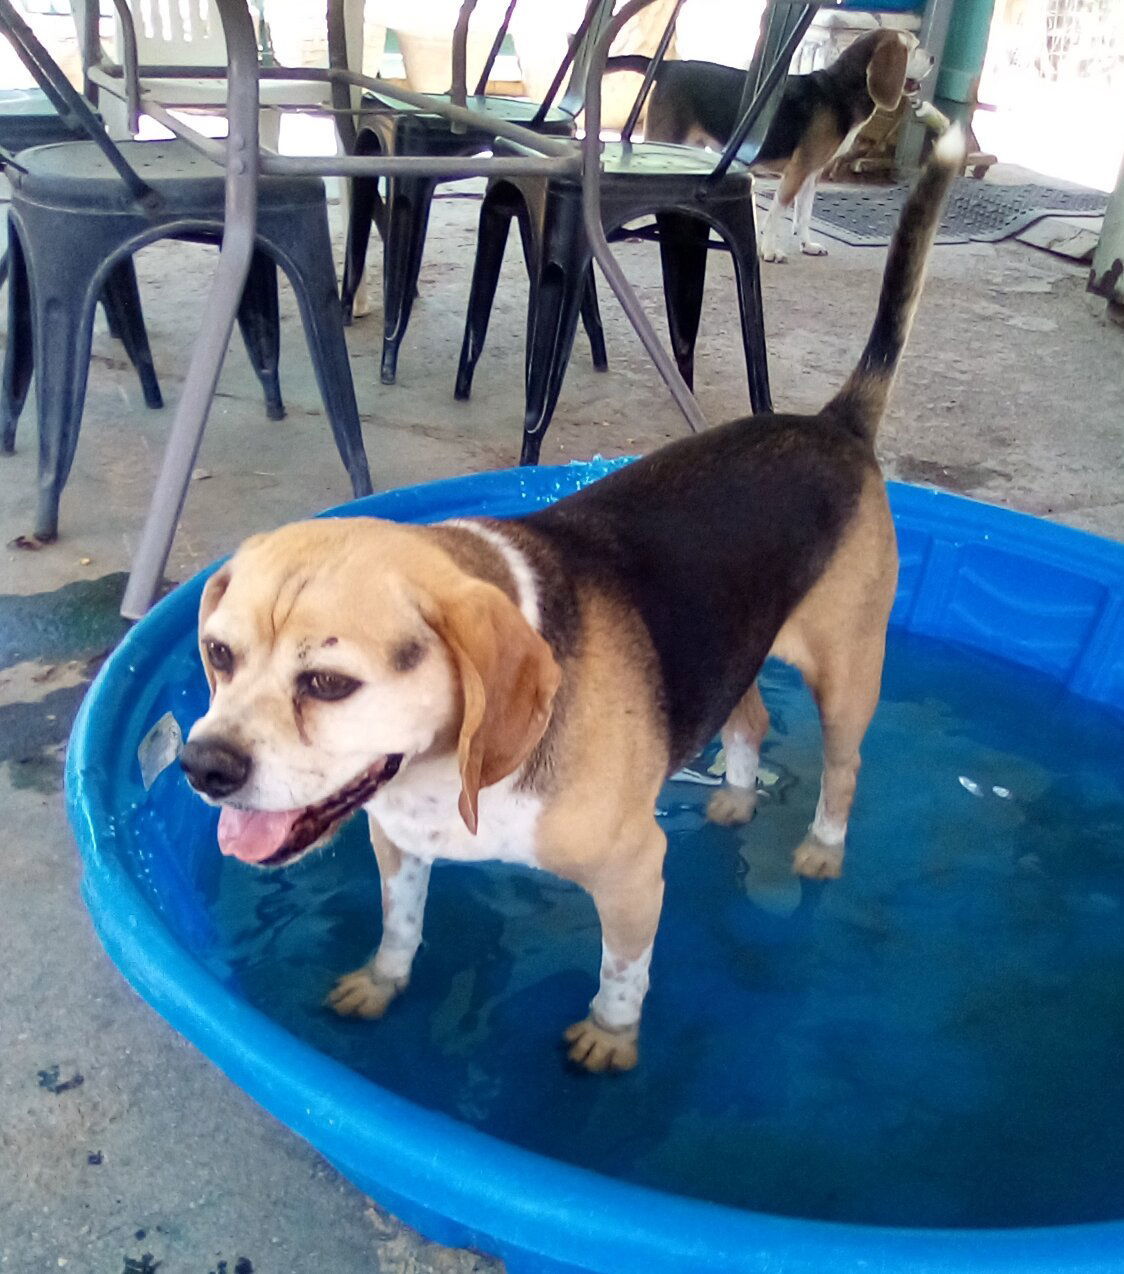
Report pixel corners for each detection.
[993,786,1012,799]
[138,712,183,790]
[958,776,983,797]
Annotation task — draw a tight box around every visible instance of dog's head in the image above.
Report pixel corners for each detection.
[180,519,561,867]
[864,29,935,111]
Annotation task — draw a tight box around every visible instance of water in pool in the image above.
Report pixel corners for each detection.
[184,630,1124,1229]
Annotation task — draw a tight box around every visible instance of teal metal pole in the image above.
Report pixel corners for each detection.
[935,0,997,121]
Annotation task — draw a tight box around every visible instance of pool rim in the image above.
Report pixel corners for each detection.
[67,464,1124,1273]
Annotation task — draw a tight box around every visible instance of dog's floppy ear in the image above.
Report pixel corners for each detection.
[867,30,909,111]
[197,564,233,696]
[430,581,561,834]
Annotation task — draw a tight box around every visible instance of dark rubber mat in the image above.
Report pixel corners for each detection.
[759,177,1108,247]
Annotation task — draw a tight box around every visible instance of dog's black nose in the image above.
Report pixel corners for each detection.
[180,738,251,799]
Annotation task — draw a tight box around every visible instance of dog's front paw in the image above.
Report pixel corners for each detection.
[326,967,405,1019]
[801,239,828,257]
[564,1017,639,1073]
[707,785,758,826]
[760,246,787,264]
[793,836,844,879]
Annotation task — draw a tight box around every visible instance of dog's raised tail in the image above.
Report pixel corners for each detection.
[826,125,965,440]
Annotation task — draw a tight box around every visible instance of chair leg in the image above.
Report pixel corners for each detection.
[656,211,711,393]
[2,230,33,455]
[379,175,438,385]
[259,211,372,499]
[579,268,608,373]
[721,200,773,413]
[236,249,286,421]
[454,189,515,402]
[27,261,103,541]
[521,212,591,466]
[341,175,380,325]
[100,257,164,409]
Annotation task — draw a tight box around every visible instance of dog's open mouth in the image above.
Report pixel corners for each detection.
[217,754,403,868]
[905,78,923,95]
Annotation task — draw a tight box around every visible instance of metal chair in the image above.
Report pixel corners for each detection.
[0,0,370,544]
[0,85,161,412]
[454,0,819,464]
[332,0,616,385]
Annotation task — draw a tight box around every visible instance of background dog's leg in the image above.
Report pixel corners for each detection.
[760,165,804,264]
[794,175,828,257]
[707,681,770,825]
[792,640,884,879]
[327,819,432,1018]
[564,824,666,1073]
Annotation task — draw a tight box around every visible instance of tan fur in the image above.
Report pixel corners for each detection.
[426,580,560,833]
[196,481,897,1068]
[867,30,911,112]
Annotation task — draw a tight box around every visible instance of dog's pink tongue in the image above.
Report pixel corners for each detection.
[217,806,300,863]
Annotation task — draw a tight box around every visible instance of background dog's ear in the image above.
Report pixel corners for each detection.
[867,31,909,111]
[197,564,233,695]
[430,582,562,834]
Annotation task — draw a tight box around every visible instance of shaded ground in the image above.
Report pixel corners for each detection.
[0,187,1121,1273]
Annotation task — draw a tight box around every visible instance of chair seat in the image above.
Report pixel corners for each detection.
[10,139,325,211]
[135,76,329,110]
[0,88,87,150]
[359,92,574,135]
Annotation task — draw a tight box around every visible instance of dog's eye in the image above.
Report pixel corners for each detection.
[205,639,234,673]
[298,670,361,702]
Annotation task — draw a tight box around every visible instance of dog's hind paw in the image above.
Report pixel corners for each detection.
[793,837,844,879]
[760,247,787,264]
[801,239,828,257]
[326,967,406,1019]
[706,785,758,826]
[564,1017,639,1073]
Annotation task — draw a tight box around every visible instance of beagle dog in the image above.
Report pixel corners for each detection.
[616,27,935,262]
[181,130,962,1074]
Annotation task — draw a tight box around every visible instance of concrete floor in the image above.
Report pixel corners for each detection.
[1,188,1122,1274]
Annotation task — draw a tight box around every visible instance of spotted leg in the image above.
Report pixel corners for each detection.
[564,822,666,1073]
[707,681,770,826]
[327,815,431,1018]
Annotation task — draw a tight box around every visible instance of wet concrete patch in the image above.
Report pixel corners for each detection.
[0,573,131,790]
[0,572,129,670]
[0,669,100,792]
[892,455,1012,494]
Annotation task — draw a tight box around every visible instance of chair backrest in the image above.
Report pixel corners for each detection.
[527,0,616,125]
[708,0,820,179]
[114,0,228,68]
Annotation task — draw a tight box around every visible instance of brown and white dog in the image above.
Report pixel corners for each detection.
[180,130,961,1074]
[615,27,935,262]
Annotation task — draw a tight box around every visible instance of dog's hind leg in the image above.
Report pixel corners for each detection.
[707,681,770,826]
[327,816,431,1018]
[791,632,884,880]
[794,173,829,257]
[772,481,897,879]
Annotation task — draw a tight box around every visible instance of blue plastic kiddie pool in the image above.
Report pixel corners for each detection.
[67,461,1124,1273]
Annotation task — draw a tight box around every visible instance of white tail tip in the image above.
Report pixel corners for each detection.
[933,122,967,168]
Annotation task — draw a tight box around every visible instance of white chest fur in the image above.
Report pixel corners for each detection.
[367,755,544,867]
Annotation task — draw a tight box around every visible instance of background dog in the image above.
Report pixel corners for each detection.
[613,28,935,261]
[181,129,962,1074]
